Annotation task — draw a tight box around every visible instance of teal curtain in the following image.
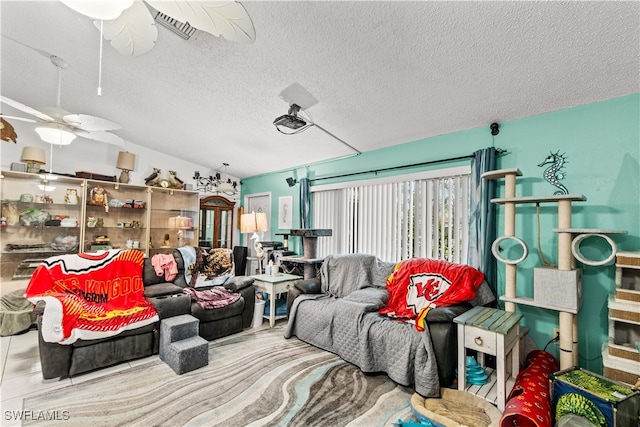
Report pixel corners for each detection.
[468,148,498,298]
[299,177,310,228]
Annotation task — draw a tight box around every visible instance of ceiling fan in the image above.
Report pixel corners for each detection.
[0,52,125,146]
[60,0,256,57]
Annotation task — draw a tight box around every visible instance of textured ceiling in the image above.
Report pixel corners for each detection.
[1,1,638,178]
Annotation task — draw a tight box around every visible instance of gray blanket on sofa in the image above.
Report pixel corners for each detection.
[285,254,441,397]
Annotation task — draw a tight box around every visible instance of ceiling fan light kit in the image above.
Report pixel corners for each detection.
[0,48,125,147]
[60,0,134,20]
[61,0,255,58]
[35,124,76,145]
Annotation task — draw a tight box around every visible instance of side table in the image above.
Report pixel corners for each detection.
[251,273,302,327]
[454,306,522,411]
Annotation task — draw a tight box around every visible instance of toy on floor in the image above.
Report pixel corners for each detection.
[393,417,435,427]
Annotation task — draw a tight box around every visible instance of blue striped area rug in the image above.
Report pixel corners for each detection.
[23,325,415,426]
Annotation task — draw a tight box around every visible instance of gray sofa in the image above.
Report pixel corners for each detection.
[36,247,255,379]
[285,254,494,398]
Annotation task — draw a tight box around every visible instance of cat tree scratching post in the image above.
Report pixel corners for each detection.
[557,199,576,369]
[482,168,522,313]
[486,168,626,370]
[485,168,588,370]
[553,226,627,367]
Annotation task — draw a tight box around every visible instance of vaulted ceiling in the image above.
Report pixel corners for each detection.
[1,1,638,178]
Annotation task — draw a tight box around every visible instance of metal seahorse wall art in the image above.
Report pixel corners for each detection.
[538,151,569,195]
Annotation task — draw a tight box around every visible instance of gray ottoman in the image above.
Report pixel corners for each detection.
[159,314,208,374]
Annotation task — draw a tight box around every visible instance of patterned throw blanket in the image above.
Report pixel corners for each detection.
[24,249,158,345]
[183,287,241,309]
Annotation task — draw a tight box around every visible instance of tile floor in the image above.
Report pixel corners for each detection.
[0,327,160,426]
[0,321,276,426]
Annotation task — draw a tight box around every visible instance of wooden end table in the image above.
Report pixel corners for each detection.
[454,306,522,411]
[251,273,302,327]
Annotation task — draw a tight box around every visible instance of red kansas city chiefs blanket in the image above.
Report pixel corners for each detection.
[25,249,158,344]
[380,258,485,331]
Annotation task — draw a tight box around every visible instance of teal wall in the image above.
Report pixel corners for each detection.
[241,93,640,372]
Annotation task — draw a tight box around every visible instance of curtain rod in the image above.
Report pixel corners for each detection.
[308,149,505,183]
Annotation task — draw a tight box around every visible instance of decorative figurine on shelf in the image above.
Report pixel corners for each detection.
[144,168,161,187]
[168,170,185,189]
[89,185,109,209]
[162,233,170,247]
[538,151,569,195]
[64,188,80,205]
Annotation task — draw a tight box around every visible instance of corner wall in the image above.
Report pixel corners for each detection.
[241,93,640,372]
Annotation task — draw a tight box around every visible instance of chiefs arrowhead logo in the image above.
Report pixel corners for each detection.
[406,273,451,314]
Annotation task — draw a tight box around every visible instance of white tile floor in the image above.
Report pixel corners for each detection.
[0,328,159,426]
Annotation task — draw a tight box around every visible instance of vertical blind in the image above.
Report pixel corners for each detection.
[312,167,471,263]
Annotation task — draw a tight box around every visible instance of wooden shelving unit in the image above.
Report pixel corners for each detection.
[602,252,640,386]
[0,170,200,282]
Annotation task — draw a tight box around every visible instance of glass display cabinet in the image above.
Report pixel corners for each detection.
[0,171,84,281]
[83,180,148,252]
[148,187,199,256]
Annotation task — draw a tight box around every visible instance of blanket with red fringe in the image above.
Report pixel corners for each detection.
[24,249,158,345]
[379,258,485,331]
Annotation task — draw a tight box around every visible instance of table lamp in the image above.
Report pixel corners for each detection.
[240,211,268,273]
[116,151,135,183]
[21,147,46,173]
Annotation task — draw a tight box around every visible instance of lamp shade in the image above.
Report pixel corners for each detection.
[35,124,76,145]
[116,151,135,171]
[240,212,268,233]
[21,147,46,164]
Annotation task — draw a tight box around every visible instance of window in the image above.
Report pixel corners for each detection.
[311,166,471,262]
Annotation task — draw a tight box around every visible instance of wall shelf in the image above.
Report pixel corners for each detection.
[491,194,587,205]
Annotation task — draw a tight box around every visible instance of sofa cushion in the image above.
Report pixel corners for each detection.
[320,254,396,298]
[190,297,244,322]
[343,288,388,309]
[468,280,496,307]
[144,283,184,298]
[295,278,321,294]
[71,322,156,348]
[148,293,191,319]
[425,303,472,323]
[223,276,254,292]
[143,258,166,285]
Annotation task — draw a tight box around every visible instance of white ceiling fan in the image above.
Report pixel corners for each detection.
[0,52,125,146]
[61,0,256,57]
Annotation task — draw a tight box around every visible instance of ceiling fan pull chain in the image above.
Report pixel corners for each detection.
[97,19,104,96]
[56,64,62,107]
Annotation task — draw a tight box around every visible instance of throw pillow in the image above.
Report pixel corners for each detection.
[188,247,235,288]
